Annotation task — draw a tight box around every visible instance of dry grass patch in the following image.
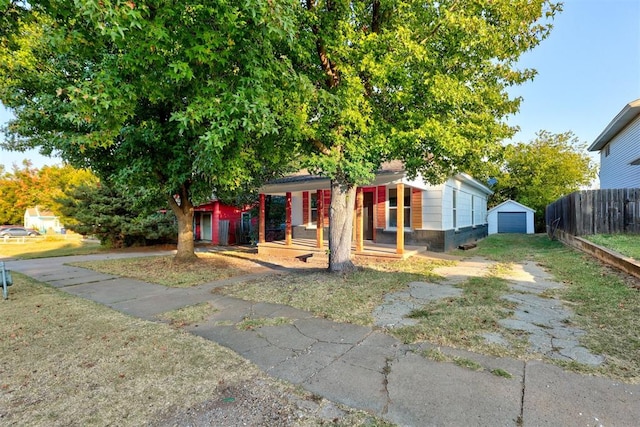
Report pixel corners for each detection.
[221,257,449,325]
[392,275,529,358]
[158,302,218,327]
[0,274,388,426]
[0,235,103,259]
[70,252,261,287]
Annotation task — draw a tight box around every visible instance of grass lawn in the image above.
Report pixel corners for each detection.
[583,234,640,260]
[0,235,103,259]
[460,234,640,381]
[70,252,264,287]
[221,257,451,325]
[33,234,640,383]
[0,274,384,426]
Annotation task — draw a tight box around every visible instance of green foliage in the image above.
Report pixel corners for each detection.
[294,1,561,186]
[0,161,97,225]
[491,130,597,231]
[0,0,306,257]
[58,181,177,248]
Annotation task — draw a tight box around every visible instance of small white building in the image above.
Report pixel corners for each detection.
[487,200,535,234]
[24,206,62,233]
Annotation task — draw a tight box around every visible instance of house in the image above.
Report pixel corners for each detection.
[258,162,492,253]
[588,98,640,189]
[487,200,535,234]
[193,200,252,245]
[24,206,62,233]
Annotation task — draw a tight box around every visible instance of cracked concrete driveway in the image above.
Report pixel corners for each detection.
[373,256,605,366]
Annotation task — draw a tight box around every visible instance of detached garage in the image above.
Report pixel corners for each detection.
[488,200,535,235]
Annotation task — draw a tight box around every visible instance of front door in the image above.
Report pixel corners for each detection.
[201,213,212,241]
[363,192,374,240]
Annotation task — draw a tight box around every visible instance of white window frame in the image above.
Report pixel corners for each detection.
[308,192,318,228]
[387,186,411,230]
[452,189,458,230]
[471,195,476,227]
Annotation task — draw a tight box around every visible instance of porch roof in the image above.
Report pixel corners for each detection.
[259,161,420,195]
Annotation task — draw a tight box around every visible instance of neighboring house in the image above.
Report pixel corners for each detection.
[487,200,535,235]
[24,206,62,233]
[193,200,252,245]
[258,162,492,252]
[588,98,640,189]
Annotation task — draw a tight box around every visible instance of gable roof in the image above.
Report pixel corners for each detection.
[260,161,492,195]
[25,206,56,218]
[488,199,535,214]
[588,99,640,152]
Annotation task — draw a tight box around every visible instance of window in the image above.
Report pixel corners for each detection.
[471,195,475,226]
[631,157,640,166]
[310,193,318,223]
[452,189,457,229]
[388,187,411,228]
[605,144,610,157]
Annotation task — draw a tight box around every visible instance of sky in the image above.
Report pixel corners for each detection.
[1,0,639,171]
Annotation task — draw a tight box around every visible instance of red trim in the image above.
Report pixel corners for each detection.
[377,186,386,229]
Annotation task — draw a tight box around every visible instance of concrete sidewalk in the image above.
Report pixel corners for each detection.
[5,253,639,427]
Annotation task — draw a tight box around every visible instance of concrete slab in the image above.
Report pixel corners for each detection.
[61,278,166,304]
[268,341,353,384]
[47,273,117,287]
[523,361,640,427]
[30,267,112,282]
[340,332,403,371]
[293,318,371,344]
[303,358,389,414]
[258,324,318,351]
[386,352,522,427]
[110,290,216,320]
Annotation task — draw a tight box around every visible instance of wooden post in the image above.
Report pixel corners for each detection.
[373,188,377,242]
[212,201,220,245]
[259,193,266,244]
[396,183,404,255]
[356,187,363,252]
[285,192,292,246]
[316,189,324,249]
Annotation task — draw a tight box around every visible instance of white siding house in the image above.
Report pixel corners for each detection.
[259,163,493,252]
[588,99,640,189]
[24,206,62,233]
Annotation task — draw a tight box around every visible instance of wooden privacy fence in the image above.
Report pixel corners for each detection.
[546,188,640,236]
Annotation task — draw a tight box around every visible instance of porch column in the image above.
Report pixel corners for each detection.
[259,193,266,244]
[356,187,363,252]
[285,192,292,246]
[212,201,220,245]
[396,183,404,255]
[316,189,324,249]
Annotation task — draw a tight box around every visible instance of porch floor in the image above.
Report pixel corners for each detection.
[257,238,426,261]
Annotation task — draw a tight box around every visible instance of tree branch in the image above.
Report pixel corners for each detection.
[307,0,340,88]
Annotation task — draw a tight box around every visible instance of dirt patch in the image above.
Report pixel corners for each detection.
[152,376,375,427]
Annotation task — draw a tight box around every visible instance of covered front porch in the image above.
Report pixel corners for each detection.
[257,167,422,260]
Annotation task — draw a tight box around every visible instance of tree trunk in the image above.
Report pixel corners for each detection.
[167,190,196,261]
[328,180,357,273]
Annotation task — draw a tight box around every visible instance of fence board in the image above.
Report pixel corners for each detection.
[547,188,640,236]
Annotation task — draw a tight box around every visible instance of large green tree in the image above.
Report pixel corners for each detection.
[0,161,96,225]
[58,180,177,247]
[291,0,561,271]
[0,0,304,260]
[491,130,597,231]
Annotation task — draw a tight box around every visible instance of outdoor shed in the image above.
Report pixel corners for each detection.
[488,200,535,234]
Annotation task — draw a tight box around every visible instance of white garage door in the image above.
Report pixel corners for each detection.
[497,212,527,233]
